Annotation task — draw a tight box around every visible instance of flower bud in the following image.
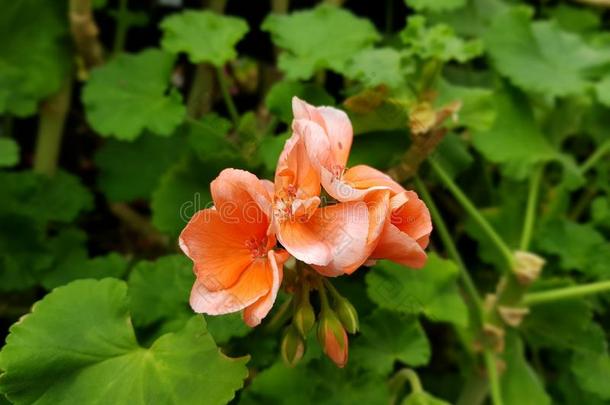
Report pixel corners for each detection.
[513,251,545,285]
[334,297,359,334]
[293,296,316,338]
[317,311,348,368]
[281,325,305,367]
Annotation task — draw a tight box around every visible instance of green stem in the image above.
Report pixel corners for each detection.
[322,278,343,301]
[523,280,610,306]
[483,350,503,405]
[580,140,610,174]
[519,166,543,251]
[415,176,484,322]
[33,79,73,176]
[456,373,488,405]
[429,158,515,270]
[112,0,129,55]
[216,66,240,125]
[264,296,293,333]
[402,369,423,393]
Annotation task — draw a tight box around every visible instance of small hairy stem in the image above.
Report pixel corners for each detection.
[187,65,215,118]
[112,0,129,55]
[483,350,504,405]
[428,158,515,270]
[109,203,169,249]
[415,176,484,323]
[520,165,543,251]
[216,66,240,125]
[69,0,104,68]
[33,80,73,176]
[523,280,610,305]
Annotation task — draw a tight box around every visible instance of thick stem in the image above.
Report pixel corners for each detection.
[520,165,543,251]
[216,66,240,125]
[388,129,447,182]
[69,0,104,68]
[415,176,484,323]
[523,280,610,305]
[484,350,504,405]
[580,140,610,173]
[456,373,488,405]
[429,158,515,270]
[33,80,73,176]
[186,65,215,118]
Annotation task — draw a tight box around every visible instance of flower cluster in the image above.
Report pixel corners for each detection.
[179,97,432,366]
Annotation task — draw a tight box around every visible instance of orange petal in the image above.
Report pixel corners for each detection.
[391,191,432,248]
[370,221,428,268]
[190,257,273,315]
[275,131,321,199]
[309,201,371,276]
[211,168,273,221]
[180,209,257,291]
[243,250,291,327]
[277,218,332,266]
[343,165,405,195]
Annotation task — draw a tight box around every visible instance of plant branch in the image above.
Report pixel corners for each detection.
[112,0,129,55]
[388,129,448,182]
[520,165,543,251]
[523,280,610,305]
[69,0,104,68]
[580,140,610,173]
[33,80,73,176]
[428,158,515,270]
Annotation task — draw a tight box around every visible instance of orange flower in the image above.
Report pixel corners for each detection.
[270,129,375,276]
[179,169,290,327]
[292,97,432,269]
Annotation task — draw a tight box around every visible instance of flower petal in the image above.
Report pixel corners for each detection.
[391,191,432,248]
[342,165,404,195]
[309,201,371,276]
[190,257,273,315]
[275,131,321,199]
[179,209,257,291]
[370,222,428,268]
[277,218,332,266]
[243,250,290,327]
[211,168,273,221]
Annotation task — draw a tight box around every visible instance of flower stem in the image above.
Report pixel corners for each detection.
[523,280,610,306]
[484,350,504,405]
[428,158,515,270]
[415,176,484,323]
[216,66,240,125]
[519,165,543,251]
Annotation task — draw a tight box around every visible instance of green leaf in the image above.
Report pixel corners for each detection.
[161,10,248,66]
[151,156,219,236]
[348,130,409,169]
[0,138,19,167]
[432,133,474,179]
[536,219,610,278]
[0,279,249,404]
[427,0,508,38]
[265,80,335,124]
[406,0,465,13]
[41,229,129,290]
[550,4,601,34]
[206,313,252,346]
[436,78,497,131]
[83,49,186,140]
[258,133,290,174]
[241,360,390,405]
[571,323,610,400]
[128,255,193,327]
[343,48,413,89]
[262,5,380,80]
[0,1,70,116]
[484,7,610,97]
[0,171,93,223]
[366,253,468,326]
[401,16,483,63]
[471,86,556,179]
[95,134,187,202]
[187,114,239,162]
[351,310,430,374]
[501,333,551,405]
